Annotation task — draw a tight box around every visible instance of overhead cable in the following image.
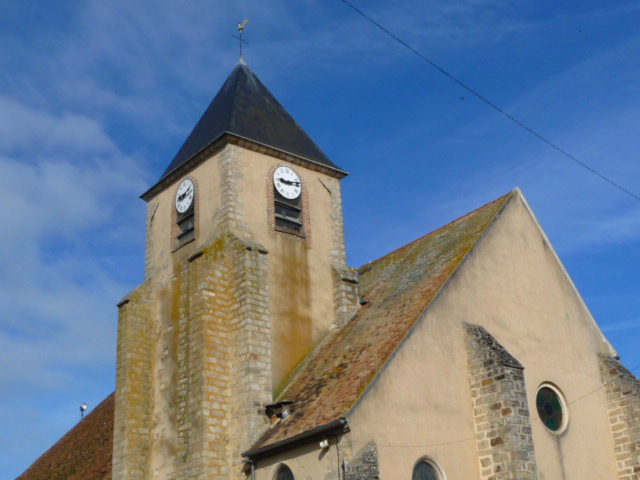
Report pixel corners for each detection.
[340,0,640,202]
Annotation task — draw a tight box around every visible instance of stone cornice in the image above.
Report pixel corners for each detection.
[140,132,348,202]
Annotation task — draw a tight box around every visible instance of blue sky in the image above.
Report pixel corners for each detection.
[1,1,639,477]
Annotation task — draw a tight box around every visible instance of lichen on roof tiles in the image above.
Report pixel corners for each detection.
[250,191,513,450]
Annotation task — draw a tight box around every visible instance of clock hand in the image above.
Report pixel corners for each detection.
[177,188,193,202]
[278,178,301,187]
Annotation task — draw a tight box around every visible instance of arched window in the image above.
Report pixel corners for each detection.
[412,460,440,480]
[275,464,294,480]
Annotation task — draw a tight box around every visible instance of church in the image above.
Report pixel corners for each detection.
[18,59,640,480]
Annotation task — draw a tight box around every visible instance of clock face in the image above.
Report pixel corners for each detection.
[273,166,301,200]
[175,178,194,213]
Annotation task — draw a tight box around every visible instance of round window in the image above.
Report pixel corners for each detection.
[536,384,567,433]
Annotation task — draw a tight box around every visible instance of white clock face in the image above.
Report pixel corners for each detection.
[273,166,301,200]
[175,178,194,213]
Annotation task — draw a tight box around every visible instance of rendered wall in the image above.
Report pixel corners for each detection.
[252,437,346,480]
[344,192,619,480]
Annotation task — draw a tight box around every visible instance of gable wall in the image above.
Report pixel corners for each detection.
[346,192,618,479]
[345,274,482,480]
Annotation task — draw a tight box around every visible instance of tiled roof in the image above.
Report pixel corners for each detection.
[157,60,343,185]
[17,393,114,480]
[249,191,514,451]
[17,192,514,473]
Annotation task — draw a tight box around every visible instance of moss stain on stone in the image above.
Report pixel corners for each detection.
[272,235,313,398]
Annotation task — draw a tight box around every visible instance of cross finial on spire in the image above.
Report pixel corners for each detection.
[233,19,249,59]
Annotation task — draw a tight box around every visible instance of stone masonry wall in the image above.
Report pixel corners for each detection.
[332,265,359,327]
[344,441,380,480]
[327,179,359,326]
[215,146,248,236]
[328,178,347,267]
[227,235,272,479]
[145,200,159,278]
[172,240,234,480]
[599,354,640,480]
[172,233,272,480]
[113,232,273,480]
[464,323,537,480]
[113,284,155,480]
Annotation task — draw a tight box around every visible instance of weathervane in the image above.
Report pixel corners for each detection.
[233,19,249,59]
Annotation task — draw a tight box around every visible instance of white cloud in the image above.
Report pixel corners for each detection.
[0,98,146,402]
[409,29,640,253]
[0,97,115,154]
[601,318,640,333]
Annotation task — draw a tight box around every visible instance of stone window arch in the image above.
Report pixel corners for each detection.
[273,464,294,480]
[412,457,445,480]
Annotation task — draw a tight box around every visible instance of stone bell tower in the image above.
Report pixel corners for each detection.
[112,59,359,480]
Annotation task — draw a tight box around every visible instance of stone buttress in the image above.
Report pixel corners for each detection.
[464,323,538,480]
[113,233,272,480]
[599,354,640,480]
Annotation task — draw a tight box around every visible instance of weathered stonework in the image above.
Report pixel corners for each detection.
[464,323,537,480]
[215,145,248,235]
[327,179,358,325]
[145,201,160,278]
[599,354,640,480]
[113,232,272,480]
[344,441,379,480]
[332,265,359,327]
[113,284,155,480]
[227,236,272,476]
[328,178,347,267]
[171,240,232,480]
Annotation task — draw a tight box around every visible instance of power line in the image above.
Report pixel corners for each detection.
[350,361,640,449]
[339,0,640,202]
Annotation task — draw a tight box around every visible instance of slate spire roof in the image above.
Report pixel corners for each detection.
[158,59,343,184]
